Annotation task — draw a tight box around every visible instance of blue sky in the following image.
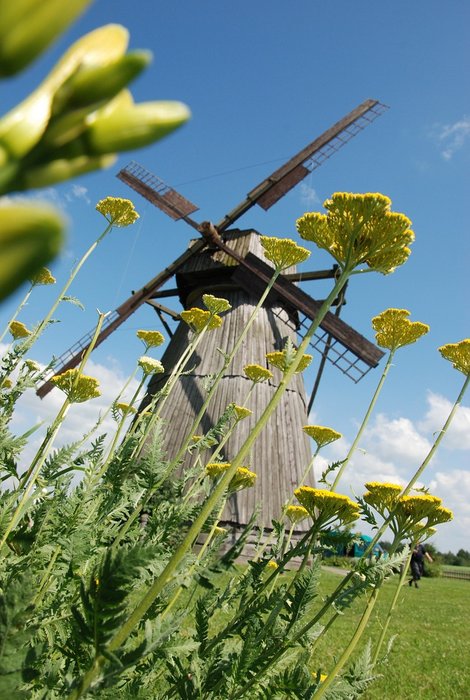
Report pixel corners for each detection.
[1,0,469,552]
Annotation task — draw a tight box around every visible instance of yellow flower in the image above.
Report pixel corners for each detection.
[439,339,470,375]
[95,197,139,227]
[294,486,359,525]
[267,560,278,570]
[363,482,403,510]
[191,435,203,443]
[303,425,342,448]
[180,308,222,332]
[229,467,257,492]
[296,192,414,274]
[206,462,231,478]
[9,320,31,339]
[116,402,137,415]
[372,308,429,351]
[202,294,231,314]
[232,405,252,421]
[243,364,273,383]
[29,267,56,285]
[285,504,309,524]
[51,368,100,403]
[205,463,257,491]
[1,378,13,389]
[138,356,164,375]
[214,526,227,536]
[427,506,453,526]
[260,236,310,270]
[136,329,165,348]
[266,350,312,374]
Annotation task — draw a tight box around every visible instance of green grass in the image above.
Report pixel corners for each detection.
[313,571,470,700]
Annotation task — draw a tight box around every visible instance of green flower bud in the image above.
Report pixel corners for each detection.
[0,0,92,77]
[0,25,129,162]
[0,202,63,301]
[22,154,116,190]
[86,99,191,154]
[53,50,152,114]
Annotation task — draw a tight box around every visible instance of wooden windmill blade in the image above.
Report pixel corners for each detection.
[118,99,388,233]
[37,98,387,398]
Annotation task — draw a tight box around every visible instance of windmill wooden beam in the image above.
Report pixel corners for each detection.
[37,98,388,398]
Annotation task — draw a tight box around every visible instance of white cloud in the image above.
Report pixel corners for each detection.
[433,116,470,160]
[65,184,91,205]
[299,182,319,205]
[8,355,144,471]
[318,395,470,552]
[419,392,470,450]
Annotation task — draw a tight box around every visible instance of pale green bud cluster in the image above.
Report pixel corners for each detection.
[0,24,190,195]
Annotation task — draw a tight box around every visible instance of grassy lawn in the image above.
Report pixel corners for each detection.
[313,571,470,700]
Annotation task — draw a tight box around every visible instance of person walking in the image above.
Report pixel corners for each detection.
[409,542,433,588]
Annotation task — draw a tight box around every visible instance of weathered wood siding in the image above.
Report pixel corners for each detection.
[142,230,314,527]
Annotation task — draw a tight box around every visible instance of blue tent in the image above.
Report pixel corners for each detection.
[352,534,386,558]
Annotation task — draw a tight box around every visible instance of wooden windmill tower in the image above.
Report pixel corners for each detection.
[38,99,387,533]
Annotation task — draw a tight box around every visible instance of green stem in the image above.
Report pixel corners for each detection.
[0,283,34,344]
[331,350,395,491]
[169,270,283,468]
[68,267,351,698]
[0,313,106,554]
[26,222,113,352]
[160,499,226,620]
[313,588,379,699]
[372,545,413,666]
[0,398,71,554]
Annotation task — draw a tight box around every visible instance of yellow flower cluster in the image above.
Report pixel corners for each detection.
[136,329,165,348]
[284,504,309,524]
[232,405,252,421]
[266,560,279,570]
[296,192,414,274]
[260,236,310,271]
[51,368,100,403]
[439,339,470,376]
[395,495,453,527]
[229,467,257,491]
[30,267,56,285]
[372,308,429,351]
[363,482,403,511]
[202,294,231,314]
[206,462,231,478]
[294,486,359,525]
[9,320,31,339]
[96,197,139,227]
[138,356,164,375]
[303,425,342,448]
[205,463,257,491]
[363,482,453,537]
[243,364,273,383]
[266,350,313,374]
[180,308,223,333]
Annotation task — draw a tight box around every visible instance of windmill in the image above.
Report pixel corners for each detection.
[37,99,387,538]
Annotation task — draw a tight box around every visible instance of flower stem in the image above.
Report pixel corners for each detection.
[331,349,395,491]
